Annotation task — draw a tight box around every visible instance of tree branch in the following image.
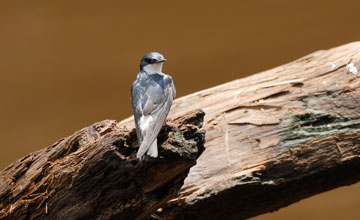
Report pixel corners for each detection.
[2,42,360,220]
[120,42,360,220]
[0,110,205,220]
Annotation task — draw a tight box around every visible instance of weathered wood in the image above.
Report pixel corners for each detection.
[2,42,360,220]
[0,110,205,220]
[121,42,360,219]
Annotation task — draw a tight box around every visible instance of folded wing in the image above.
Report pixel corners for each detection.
[131,74,176,159]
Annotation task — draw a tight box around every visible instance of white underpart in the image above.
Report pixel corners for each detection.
[139,115,158,158]
[143,63,163,74]
[140,115,152,132]
[146,139,158,157]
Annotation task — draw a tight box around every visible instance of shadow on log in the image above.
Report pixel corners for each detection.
[2,42,360,220]
[0,110,205,220]
[117,42,360,220]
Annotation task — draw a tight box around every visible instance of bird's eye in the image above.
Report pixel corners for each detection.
[145,58,152,63]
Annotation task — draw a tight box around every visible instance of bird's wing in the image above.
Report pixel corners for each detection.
[136,94,173,159]
[131,75,167,144]
[164,75,176,99]
[131,80,144,143]
[135,75,175,159]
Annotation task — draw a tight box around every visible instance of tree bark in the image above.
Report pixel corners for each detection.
[2,42,360,220]
[0,110,205,220]
[120,42,360,219]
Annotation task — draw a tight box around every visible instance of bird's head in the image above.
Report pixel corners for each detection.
[140,52,167,74]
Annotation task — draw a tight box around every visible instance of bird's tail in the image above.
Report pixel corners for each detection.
[136,95,173,160]
[146,139,158,157]
[137,139,158,160]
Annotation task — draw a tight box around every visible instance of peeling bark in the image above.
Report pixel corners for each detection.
[2,42,360,220]
[120,42,360,219]
[0,110,205,220]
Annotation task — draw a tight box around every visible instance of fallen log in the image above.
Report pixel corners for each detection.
[0,110,205,219]
[120,42,360,219]
[2,42,360,220]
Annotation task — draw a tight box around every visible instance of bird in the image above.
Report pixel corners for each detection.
[131,52,176,160]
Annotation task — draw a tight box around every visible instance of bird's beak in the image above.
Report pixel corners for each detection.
[155,58,167,63]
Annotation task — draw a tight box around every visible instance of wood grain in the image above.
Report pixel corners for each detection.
[2,42,360,220]
[0,110,205,220]
[120,42,360,219]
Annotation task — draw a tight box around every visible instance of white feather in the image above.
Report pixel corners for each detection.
[140,115,152,132]
[146,139,158,157]
[143,63,163,74]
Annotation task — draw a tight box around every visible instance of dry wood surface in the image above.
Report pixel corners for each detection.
[0,111,205,219]
[121,42,360,219]
[1,42,360,220]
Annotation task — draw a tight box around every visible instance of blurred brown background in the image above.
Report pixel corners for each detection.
[1,0,360,219]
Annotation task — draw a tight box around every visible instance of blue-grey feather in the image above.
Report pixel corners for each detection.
[131,52,176,159]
